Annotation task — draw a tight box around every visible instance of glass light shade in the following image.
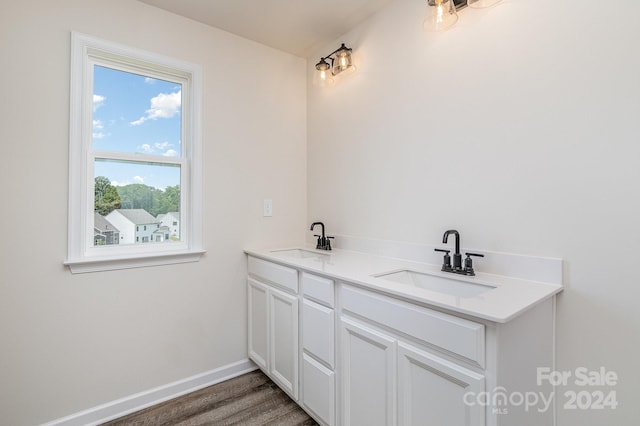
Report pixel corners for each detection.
[332,44,355,75]
[314,59,334,87]
[467,0,502,8]
[424,0,458,32]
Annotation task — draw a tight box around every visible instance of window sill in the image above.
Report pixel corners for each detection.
[64,250,206,274]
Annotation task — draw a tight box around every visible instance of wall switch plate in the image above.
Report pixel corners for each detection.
[263,199,273,217]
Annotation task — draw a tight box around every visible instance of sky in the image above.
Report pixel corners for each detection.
[92,65,182,190]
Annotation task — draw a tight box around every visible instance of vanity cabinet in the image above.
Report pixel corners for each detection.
[247,257,299,399]
[246,254,556,426]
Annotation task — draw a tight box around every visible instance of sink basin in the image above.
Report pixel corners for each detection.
[270,249,329,259]
[375,269,496,298]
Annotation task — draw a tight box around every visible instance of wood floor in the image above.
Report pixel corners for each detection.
[101,370,318,426]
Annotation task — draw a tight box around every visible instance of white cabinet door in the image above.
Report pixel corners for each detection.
[269,286,299,399]
[302,298,334,368]
[302,353,335,426]
[398,342,485,426]
[340,317,396,426]
[248,277,268,371]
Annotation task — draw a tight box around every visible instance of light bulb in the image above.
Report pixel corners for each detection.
[424,0,458,32]
[314,58,334,87]
[332,44,354,75]
[437,3,445,23]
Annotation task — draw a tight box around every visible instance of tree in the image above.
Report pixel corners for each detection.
[94,176,121,215]
[159,185,180,213]
[116,183,180,216]
[117,184,160,215]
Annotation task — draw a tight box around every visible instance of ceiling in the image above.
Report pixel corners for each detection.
[137,0,396,58]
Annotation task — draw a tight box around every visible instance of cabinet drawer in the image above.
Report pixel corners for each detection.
[302,272,334,307]
[302,299,335,368]
[248,256,298,294]
[341,285,485,366]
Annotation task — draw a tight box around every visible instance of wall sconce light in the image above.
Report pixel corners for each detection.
[314,43,356,87]
[424,0,459,32]
[424,0,502,32]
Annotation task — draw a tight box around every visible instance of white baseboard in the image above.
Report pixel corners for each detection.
[41,359,258,426]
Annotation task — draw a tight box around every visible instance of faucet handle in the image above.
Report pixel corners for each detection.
[464,252,484,275]
[434,248,452,271]
[314,235,322,249]
[326,236,334,250]
[465,252,484,258]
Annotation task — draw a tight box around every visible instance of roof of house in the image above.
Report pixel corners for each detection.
[94,213,120,232]
[158,212,179,220]
[111,209,159,225]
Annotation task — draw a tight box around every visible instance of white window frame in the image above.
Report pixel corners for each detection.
[65,32,204,273]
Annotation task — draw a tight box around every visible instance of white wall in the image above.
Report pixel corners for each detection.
[0,1,306,425]
[308,0,639,424]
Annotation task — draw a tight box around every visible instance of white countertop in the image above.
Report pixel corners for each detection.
[245,245,563,323]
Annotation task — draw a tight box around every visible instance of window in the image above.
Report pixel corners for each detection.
[65,32,204,273]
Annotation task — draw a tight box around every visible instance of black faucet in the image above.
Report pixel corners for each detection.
[310,222,333,250]
[436,229,484,276]
[442,229,462,271]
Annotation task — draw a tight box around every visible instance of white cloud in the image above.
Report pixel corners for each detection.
[139,143,154,153]
[154,141,178,156]
[144,77,156,84]
[92,119,106,139]
[133,176,145,184]
[130,117,146,126]
[130,90,181,126]
[154,141,170,150]
[136,141,178,156]
[150,91,181,119]
[138,141,180,157]
[93,94,106,111]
